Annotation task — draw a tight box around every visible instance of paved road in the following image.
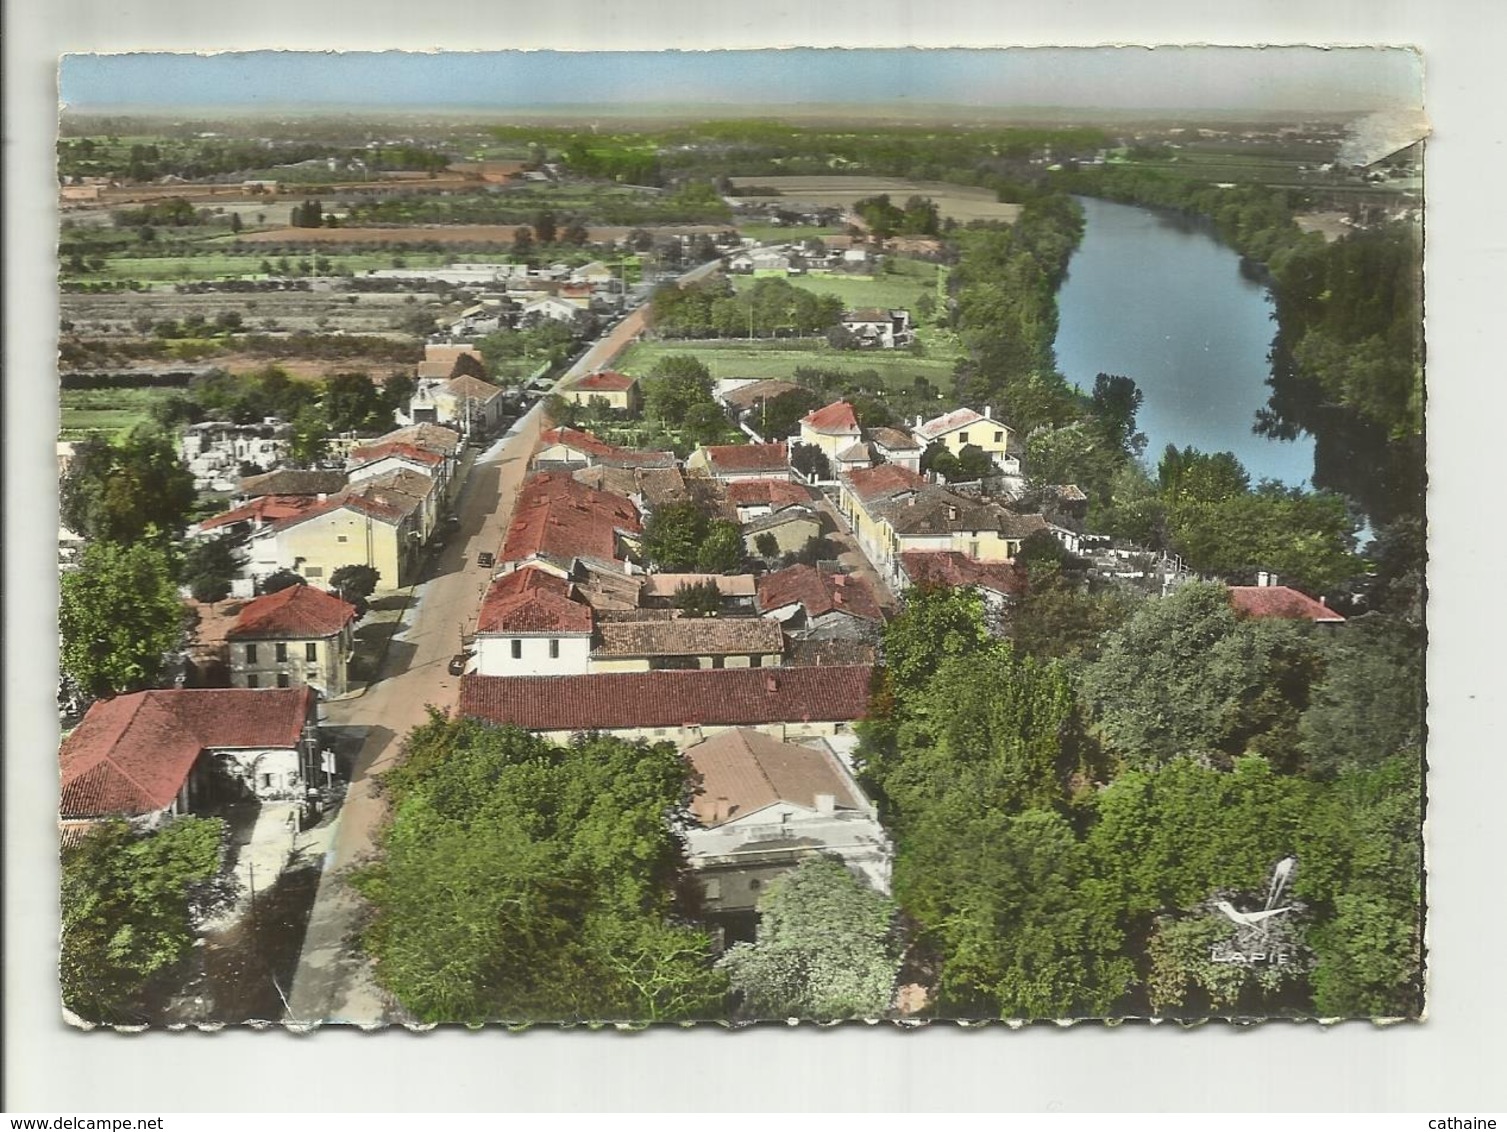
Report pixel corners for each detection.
[285,258,719,1026]
[286,409,543,1026]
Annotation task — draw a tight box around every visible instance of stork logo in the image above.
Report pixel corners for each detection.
[1209,856,1298,966]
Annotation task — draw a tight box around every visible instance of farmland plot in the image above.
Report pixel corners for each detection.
[729,176,1023,224]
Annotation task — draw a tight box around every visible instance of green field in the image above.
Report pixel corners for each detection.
[60,386,182,438]
[90,249,454,283]
[734,224,845,243]
[615,339,961,390]
[736,268,939,321]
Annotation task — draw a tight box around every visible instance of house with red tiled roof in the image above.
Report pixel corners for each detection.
[458,664,873,747]
[686,442,791,483]
[1229,582,1346,624]
[913,406,1017,471]
[683,728,890,934]
[195,494,324,541]
[838,463,1047,590]
[498,471,644,573]
[591,617,786,674]
[869,427,923,473]
[899,551,1027,610]
[756,565,885,640]
[474,566,596,677]
[559,370,640,413]
[535,427,674,470]
[798,400,862,461]
[406,373,508,436]
[59,687,318,822]
[725,479,814,522]
[236,468,348,502]
[249,473,430,588]
[225,585,358,697]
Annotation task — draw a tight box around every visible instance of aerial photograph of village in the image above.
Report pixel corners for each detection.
[53,47,1425,1028]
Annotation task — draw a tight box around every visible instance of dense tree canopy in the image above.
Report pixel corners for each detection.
[60,431,196,547]
[62,818,228,1023]
[60,539,186,699]
[1078,581,1322,772]
[358,715,724,1023]
[719,857,902,1020]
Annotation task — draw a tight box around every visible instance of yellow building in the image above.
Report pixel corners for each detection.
[914,406,1016,464]
[559,370,640,413]
[259,484,425,589]
[797,400,862,462]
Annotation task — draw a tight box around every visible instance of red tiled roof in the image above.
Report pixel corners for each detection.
[500,472,642,567]
[685,729,861,826]
[477,566,594,634]
[756,565,885,623]
[698,442,789,474]
[916,407,988,441]
[567,370,637,393]
[349,441,445,469]
[378,423,462,456]
[1228,586,1346,623]
[721,380,804,411]
[200,494,320,531]
[459,665,873,733]
[60,687,313,819]
[800,400,861,435]
[844,462,925,502]
[899,551,1027,597]
[726,480,814,510]
[226,585,357,640]
[445,374,505,403]
[869,426,922,452]
[538,427,673,468]
[593,617,785,658]
[238,469,348,498]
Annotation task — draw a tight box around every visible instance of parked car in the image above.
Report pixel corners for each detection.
[477,551,495,568]
[448,652,471,676]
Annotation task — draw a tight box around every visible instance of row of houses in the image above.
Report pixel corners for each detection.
[194,421,464,591]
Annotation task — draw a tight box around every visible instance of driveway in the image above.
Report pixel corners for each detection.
[286,408,543,1027]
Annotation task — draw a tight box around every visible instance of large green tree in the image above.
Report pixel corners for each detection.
[641,354,717,428]
[60,540,186,698]
[60,431,196,546]
[642,501,708,572]
[1078,581,1322,771]
[62,817,228,1023]
[357,715,724,1023]
[719,857,902,1020]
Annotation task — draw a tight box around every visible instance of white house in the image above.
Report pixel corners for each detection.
[473,566,595,677]
[682,728,891,934]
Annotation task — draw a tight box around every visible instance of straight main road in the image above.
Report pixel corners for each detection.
[285,257,719,1025]
[286,409,542,1026]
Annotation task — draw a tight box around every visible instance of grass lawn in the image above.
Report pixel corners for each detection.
[615,338,961,391]
[60,386,182,438]
[734,259,943,322]
[734,223,845,243]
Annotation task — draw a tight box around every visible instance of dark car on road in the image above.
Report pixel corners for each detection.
[448,653,471,676]
[477,551,495,568]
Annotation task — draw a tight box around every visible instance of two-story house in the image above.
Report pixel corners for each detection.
[225,584,358,697]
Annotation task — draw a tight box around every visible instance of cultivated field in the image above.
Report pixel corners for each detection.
[729,176,1023,224]
[61,289,456,337]
[235,224,732,246]
[735,262,942,319]
[59,386,184,439]
[615,339,961,393]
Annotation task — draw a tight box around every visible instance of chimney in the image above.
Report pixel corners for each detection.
[814,793,836,815]
[1256,570,1269,587]
[984,405,992,419]
[765,675,779,694]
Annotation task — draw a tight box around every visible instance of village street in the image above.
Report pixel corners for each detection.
[286,408,542,1025]
[285,265,720,1025]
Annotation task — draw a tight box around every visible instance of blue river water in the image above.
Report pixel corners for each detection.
[1053,195,1316,488]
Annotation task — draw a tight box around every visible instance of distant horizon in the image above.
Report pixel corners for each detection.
[59,48,1423,117]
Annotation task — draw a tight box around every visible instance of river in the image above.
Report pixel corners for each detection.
[1053,195,1316,488]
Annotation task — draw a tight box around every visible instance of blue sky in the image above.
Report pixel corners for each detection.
[59,47,1422,113]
